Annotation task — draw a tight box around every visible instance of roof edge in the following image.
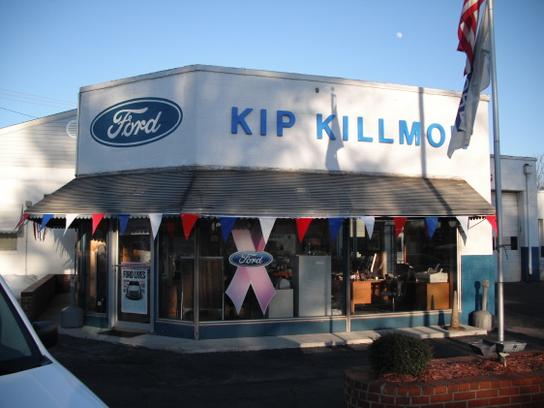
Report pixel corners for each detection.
[79,64,489,101]
[0,109,77,134]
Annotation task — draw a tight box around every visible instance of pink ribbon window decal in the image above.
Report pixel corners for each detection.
[225,229,276,315]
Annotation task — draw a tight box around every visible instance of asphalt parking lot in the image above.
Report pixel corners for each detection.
[49,282,544,408]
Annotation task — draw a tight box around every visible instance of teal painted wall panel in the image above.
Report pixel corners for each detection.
[350,312,449,331]
[199,319,347,339]
[154,321,194,338]
[461,255,495,324]
[84,315,108,328]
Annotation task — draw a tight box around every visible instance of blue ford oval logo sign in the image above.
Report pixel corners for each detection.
[229,251,274,268]
[90,98,182,147]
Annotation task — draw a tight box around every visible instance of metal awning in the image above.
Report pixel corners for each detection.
[27,167,494,218]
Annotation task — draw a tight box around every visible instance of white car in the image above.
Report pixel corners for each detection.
[0,275,107,407]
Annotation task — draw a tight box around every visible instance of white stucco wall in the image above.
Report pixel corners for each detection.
[76,65,493,256]
[0,111,77,279]
[490,155,540,280]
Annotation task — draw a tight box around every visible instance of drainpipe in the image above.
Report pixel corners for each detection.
[524,163,533,280]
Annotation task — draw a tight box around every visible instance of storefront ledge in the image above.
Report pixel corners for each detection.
[83,314,108,328]
[57,324,486,354]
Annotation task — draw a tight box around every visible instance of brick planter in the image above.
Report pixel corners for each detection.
[345,365,544,408]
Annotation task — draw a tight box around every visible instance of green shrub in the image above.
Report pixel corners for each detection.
[368,333,432,377]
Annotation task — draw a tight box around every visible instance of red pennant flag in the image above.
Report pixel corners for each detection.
[296,218,313,242]
[485,215,497,234]
[15,212,30,229]
[394,217,407,237]
[181,213,199,240]
[92,213,105,235]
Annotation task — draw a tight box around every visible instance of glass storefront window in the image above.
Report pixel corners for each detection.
[158,218,194,321]
[118,219,151,323]
[85,220,108,314]
[199,219,224,321]
[350,218,457,314]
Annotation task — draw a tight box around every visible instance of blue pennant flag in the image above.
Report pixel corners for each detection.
[39,214,54,231]
[220,217,237,241]
[328,218,344,240]
[118,214,130,235]
[425,217,439,239]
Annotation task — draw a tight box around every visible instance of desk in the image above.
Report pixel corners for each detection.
[413,282,450,310]
[351,281,371,313]
[350,280,385,312]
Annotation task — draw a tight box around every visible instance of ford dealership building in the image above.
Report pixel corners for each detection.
[26,65,498,339]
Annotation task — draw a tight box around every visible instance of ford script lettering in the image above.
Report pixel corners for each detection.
[91,98,182,147]
[229,251,274,268]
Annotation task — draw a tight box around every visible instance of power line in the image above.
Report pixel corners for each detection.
[0,88,72,106]
[0,106,37,118]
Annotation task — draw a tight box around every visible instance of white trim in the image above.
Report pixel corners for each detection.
[0,109,77,134]
[79,64,490,101]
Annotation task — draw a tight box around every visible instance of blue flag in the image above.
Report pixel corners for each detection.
[39,214,53,231]
[220,217,237,241]
[118,214,130,235]
[425,217,439,239]
[328,218,344,240]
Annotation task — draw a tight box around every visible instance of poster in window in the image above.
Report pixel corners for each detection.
[121,262,148,315]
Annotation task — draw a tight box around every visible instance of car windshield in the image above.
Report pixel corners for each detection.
[0,283,44,375]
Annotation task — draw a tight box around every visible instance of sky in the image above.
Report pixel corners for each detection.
[0,0,543,158]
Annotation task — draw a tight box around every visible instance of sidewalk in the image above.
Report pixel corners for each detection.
[41,294,486,354]
[59,323,486,354]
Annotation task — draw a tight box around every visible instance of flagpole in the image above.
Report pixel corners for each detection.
[487,0,505,344]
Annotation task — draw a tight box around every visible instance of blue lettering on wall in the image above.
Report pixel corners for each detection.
[378,118,394,144]
[357,117,373,142]
[399,120,421,146]
[316,114,336,140]
[276,110,296,137]
[230,106,451,149]
[231,107,253,135]
[260,109,267,136]
[342,116,349,141]
[426,123,446,148]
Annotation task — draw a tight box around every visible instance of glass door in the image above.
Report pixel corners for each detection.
[117,219,151,324]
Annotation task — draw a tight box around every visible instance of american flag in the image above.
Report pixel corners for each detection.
[457,0,486,75]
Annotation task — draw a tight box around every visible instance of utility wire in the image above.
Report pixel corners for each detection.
[0,106,37,118]
[0,88,72,106]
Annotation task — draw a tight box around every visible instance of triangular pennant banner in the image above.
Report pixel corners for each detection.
[15,212,30,229]
[64,214,79,235]
[394,217,407,237]
[328,218,344,240]
[425,217,439,239]
[360,216,375,240]
[296,218,313,243]
[149,213,163,240]
[258,217,276,246]
[39,214,54,232]
[456,216,469,236]
[220,217,237,242]
[92,213,105,236]
[485,215,497,234]
[118,214,130,235]
[181,213,199,240]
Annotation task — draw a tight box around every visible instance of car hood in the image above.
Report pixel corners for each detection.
[0,360,107,407]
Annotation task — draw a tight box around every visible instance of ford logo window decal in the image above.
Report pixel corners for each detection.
[90,97,182,147]
[228,251,274,268]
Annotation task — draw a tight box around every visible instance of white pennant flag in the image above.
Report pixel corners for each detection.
[149,213,163,240]
[359,216,375,240]
[64,214,79,235]
[258,217,276,246]
[457,216,470,237]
